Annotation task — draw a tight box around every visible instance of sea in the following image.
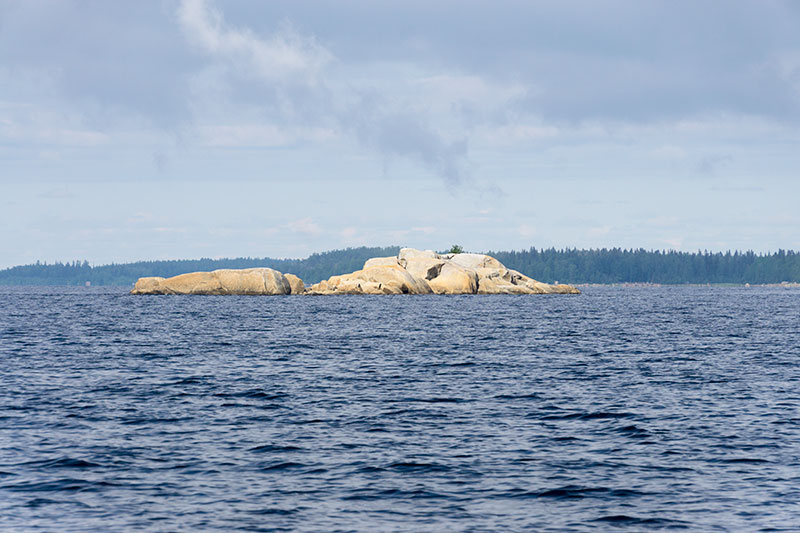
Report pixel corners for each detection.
[1,286,798,531]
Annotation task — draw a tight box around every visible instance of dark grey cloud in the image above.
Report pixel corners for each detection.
[197,0,800,124]
[4,0,799,127]
[0,1,199,128]
[174,0,471,184]
[2,0,799,188]
[344,94,468,187]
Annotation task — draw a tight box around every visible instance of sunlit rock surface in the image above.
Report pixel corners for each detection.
[306,264,433,295]
[131,249,580,295]
[308,248,580,295]
[131,268,299,295]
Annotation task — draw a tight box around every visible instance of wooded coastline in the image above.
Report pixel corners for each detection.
[3,246,800,286]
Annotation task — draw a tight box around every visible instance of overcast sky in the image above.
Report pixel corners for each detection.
[2,0,799,267]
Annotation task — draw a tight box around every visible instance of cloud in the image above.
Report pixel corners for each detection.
[177,0,331,84]
[0,104,110,146]
[3,0,800,194]
[177,0,471,187]
[345,105,468,186]
[0,3,197,128]
[411,226,435,235]
[340,227,358,238]
[285,217,322,236]
[650,145,687,160]
[697,154,732,175]
[587,225,612,238]
[517,224,537,238]
[663,237,684,250]
[152,151,169,172]
[197,124,334,147]
[38,187,74,199]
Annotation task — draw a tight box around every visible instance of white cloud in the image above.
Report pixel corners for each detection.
[587,225,612,237]
[517,224,537,238]
[285,217,322,236]
[340,227,358,238]
[177,0,331,84]
[37,187,74,199]
[411,226,435,235]
[0,113,109,147]
[650,145,687,159]
[176,0,472,187]
[413,74,526,114]
[198,124,335,147]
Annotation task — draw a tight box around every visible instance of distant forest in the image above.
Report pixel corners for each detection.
[0,247,400,287]
[1,246,800,286]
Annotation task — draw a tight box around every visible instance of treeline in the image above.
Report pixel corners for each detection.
[1,246,799,286]
[490,248,800,284]
[0,246,400,286]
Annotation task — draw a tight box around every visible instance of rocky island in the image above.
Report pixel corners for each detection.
[131,248,580,295]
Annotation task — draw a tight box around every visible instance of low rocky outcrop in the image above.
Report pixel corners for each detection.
[131,248,580,295]
[306,248,580,295]
[130,267,301,295]
[307,263,433,295]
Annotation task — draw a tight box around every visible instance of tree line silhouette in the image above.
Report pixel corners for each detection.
[1,246,799,286]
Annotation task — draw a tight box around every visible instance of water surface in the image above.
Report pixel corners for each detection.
[1,286,798,531]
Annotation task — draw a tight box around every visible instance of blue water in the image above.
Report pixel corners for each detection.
[1,286,798,531]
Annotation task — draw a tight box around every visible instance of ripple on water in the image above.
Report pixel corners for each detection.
[0,285,799,531]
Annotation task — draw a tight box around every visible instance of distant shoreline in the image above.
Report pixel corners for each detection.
[2,246,799,286]
[575,282,800,288]
[4,281,800,289]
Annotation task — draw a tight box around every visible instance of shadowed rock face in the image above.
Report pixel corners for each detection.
[130,268,299,295]
[307,248,580,295]
[131,249,580,295]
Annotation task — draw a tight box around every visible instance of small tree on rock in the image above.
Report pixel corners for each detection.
[448,244,464,254]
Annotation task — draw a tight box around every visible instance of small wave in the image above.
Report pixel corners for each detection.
[387,462,452,473]
[614,424,652,438]
[25,497,59,508]
[771,417,800,425]
[540,412,634,421]
[215,390,287,400]
[407,397,467,404]
[164,377,206,385]
[494,393,540,400]
[120,416,192,425]
[3,478,118,493]
[258,461,307,472]
[249,444,303,454]
[509,486,645,500]
[247,507,301,515]
[343,488,449,501]
[24,457,102,469]
[355,465,384,474]
[591,515,690,527]
[288,418,325,425]
[380,408,433,417]
[719,457,771,464]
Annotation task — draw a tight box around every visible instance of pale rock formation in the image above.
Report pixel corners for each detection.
[131,268,294,295]
[131,248,580,296]
[363,256,400,269]
[284,273,306,295]
[427,262,478,294]
[309,248,579,295]
[307,264,433,295]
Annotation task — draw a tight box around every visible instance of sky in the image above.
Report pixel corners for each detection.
[1,0,799,268]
